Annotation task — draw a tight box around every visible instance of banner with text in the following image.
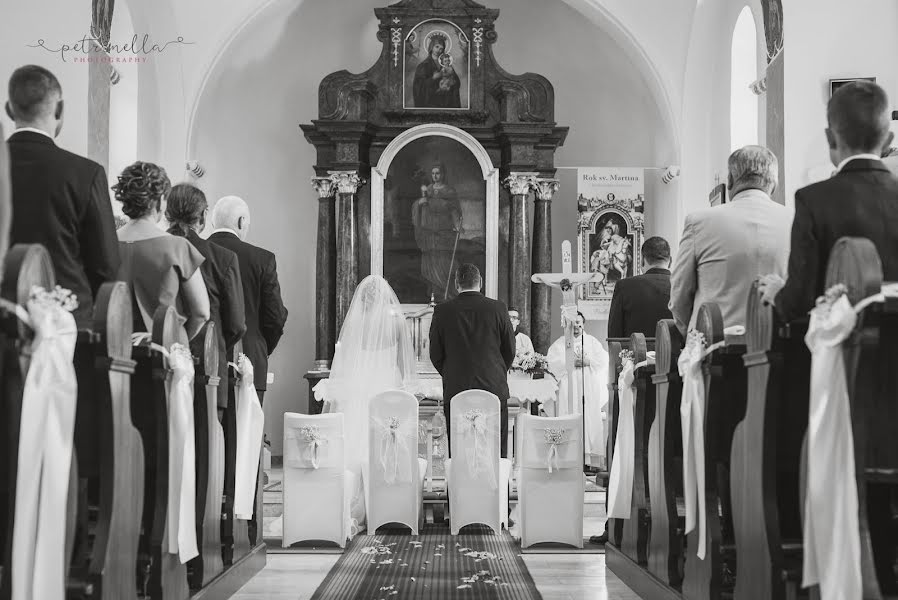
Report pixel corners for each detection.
[577,167,644,205]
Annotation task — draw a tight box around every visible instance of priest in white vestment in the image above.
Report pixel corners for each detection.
[546,312,609,468]
[508,307,534,355]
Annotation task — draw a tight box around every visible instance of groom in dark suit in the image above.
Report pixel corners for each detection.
[429,263,516,457]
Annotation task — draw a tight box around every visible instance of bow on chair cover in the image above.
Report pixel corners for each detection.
[230,353,265,520]
[802,292,862,600]
[458,409,499,489]
[374,416,414,485]
[290,425,328,469]
[11,287,78,600]
[164,345,199,564]
[540,427,577,474]
[607,359,636,518]
[678,331,708,560]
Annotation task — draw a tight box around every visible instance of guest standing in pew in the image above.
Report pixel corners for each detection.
[5,65,119,325]
[113,162,210,339]
[608,236,673,337]
[209,196,288,405]
[429,263,516,457]
[0,122,10,278]
[760,81,898,320]
[669,145,791,334]
[166,183,246,396]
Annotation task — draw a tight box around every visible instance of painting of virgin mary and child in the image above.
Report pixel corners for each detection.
[404,21,470,110]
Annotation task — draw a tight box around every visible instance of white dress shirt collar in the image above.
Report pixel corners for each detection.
[13,127,55,140]
[210,227,240,238]
[730,188,773,203]
[836,154,883,173]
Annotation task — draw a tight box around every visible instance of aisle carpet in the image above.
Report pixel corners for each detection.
[310,524,542,599]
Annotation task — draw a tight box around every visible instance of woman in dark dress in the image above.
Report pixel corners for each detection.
[412,33,461,108]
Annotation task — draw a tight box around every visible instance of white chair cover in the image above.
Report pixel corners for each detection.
[445,390,512,535]
[677,330,708,560]
[518,414,584,548]
[231,353,265,520]
[802,294,861,600]
[11,287,78,600]
[367,390,426,534]
[164,344,199,563]
[282,412,352,547]
[607,359,636,519]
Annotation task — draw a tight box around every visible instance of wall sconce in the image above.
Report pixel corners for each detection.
[749,76,767,95]
[109,67,121,85]
[186,160,205,178]
[661,166,681,184]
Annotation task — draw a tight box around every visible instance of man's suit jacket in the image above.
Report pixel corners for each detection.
[7,130,119,324]
[669,189,791,334]
[608,267,673,338]
[208,230,287,390]
[429,291,516,404]
[776,158,898,321]
[183,229,246,350]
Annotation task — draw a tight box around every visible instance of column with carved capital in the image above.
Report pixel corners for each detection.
[329,171,365,337]
[311,176,337,368]
[504,173,537,337]
[531,178,559,354]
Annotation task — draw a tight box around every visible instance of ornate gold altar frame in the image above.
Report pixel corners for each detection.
[576,197,645,319]
[370,123,500,299]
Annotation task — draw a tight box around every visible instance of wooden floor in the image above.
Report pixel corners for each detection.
[235,468,641,599]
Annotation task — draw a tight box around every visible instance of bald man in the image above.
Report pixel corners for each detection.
[5,65,119,323]
[209,196,288,403]
[761,81,898,320]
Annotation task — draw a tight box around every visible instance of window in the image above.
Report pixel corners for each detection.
[730,6,758,151]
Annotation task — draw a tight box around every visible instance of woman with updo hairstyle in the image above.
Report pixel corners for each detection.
[166,183,246,374]
[115,161,210,340]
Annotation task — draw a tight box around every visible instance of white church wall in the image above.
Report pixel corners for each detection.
[190,0,674,454]
[783,0,898,204]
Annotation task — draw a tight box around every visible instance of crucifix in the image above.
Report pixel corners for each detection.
[531,240,602,416]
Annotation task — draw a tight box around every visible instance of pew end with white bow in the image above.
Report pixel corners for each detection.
[282,413,355,548]
[445,390,512,535]
[367,390,427,535]
[517,414,584,549]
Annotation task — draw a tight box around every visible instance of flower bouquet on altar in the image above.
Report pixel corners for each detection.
[511,351,556,381]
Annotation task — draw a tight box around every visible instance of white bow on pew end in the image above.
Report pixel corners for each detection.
[229,353,265,520]
[9,286,78,600]
[802,282,898,600]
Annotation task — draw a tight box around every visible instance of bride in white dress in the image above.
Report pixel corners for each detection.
[314,275,417,534]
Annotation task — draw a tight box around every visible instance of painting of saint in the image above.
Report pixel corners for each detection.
[404,21,470,110]
[384,136,485,303]
[587,212,634,295]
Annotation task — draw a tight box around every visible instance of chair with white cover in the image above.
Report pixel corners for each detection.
[445,390,512,535]
[367,390,427,534]
[518,414,584,548]
[282,412,354,548]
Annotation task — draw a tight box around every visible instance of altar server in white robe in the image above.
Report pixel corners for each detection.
[546,312,609,467]
[508,306,534,355]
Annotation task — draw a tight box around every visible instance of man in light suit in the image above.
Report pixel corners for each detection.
[669,145,791,334]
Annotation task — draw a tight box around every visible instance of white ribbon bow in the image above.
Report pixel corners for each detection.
[677,332,708,559]
[297,425,327,469]
[458,409,498,489]
[543,428,572,473]
[607,359,636,519]
[375,416,413,485]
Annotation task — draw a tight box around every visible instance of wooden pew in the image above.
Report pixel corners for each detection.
[731,282,809,600]
[69,281,144,600]
[0,244,56,598]
[618,333,655,566]
[681,303,746,600]
[188,323,225,589]
[648,319,685,589]
[131,305,190,600]
[824,237,898,597]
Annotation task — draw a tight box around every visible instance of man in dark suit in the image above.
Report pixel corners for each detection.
[0,123,10,277]
[5,65,119,324]
[607,236,673,338]
[760,81,898,320]
[429,263,516,457]
[209,195,288,404]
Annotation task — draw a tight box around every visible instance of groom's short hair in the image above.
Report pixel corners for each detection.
[828,80,891,152]
[455,263,481,289]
